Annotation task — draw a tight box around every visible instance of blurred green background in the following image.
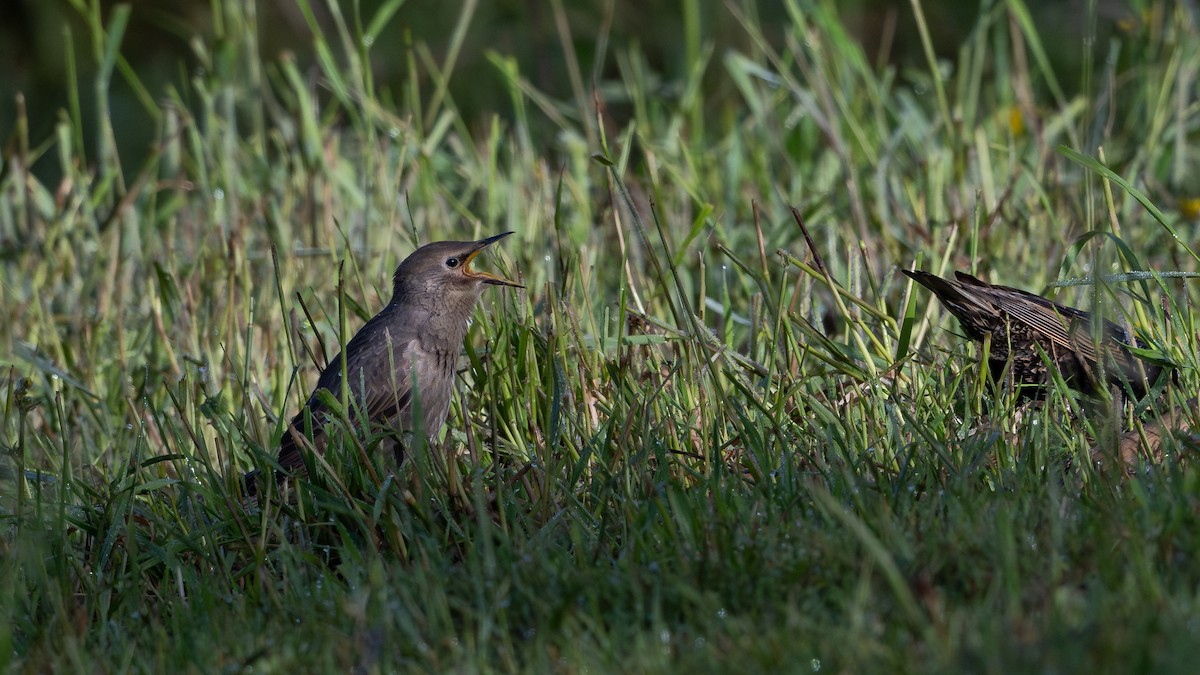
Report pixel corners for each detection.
[0,0,1136,174]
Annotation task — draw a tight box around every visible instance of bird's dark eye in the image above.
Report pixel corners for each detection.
[445,257,460,268]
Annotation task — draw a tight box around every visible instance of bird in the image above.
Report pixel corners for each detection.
[903,269,1165,398]
[244,232,522,498]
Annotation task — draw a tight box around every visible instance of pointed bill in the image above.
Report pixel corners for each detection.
[463,231,522,287]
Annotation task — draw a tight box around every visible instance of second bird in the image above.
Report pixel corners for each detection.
[904,269,1165,398]
[246,232,522,498]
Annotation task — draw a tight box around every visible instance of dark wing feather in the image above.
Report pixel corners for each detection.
[276,305,420,474]
[956,271,1089,334]
[907,269,1162,396]
[956,271,1142,365]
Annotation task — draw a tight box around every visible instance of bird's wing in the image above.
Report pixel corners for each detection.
[904,270,1161,395]
[278,308,420,472]
[954,271,1142,366]
[987,292,1094,355]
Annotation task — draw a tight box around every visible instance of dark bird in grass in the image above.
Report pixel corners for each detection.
[244,232,522,499]
[903,269,1166,398]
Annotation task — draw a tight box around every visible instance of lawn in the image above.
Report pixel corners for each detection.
[3,0,1200,672]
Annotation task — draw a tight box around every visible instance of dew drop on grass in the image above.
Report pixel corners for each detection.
[388,127,400,138]
[811,658,822,671]
[716,607,727,619]
[213,188,225,201]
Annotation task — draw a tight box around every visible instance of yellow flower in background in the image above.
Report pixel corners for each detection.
[1180,198,1200,220]
[1116,15,1139,34]
[1007,106,1024,137]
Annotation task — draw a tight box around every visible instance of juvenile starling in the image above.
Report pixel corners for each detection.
[245,232,522,498]
[904,269,1164,397]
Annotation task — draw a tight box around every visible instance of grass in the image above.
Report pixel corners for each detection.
[3,0,1200,671]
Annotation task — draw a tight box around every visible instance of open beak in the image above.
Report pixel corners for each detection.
[463,231,523,287]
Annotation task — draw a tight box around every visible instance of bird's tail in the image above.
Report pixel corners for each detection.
[903,269,993,317]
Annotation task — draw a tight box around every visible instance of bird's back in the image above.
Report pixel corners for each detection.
[904,269,1161,396]
[274,303,457,478]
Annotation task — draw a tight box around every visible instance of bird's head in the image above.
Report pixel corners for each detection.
[393,231,522,308]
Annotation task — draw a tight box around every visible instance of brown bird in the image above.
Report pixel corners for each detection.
[904,269,1165,398]
[245,232,522,498]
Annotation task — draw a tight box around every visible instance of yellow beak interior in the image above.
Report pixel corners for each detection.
[463,247,522,287]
